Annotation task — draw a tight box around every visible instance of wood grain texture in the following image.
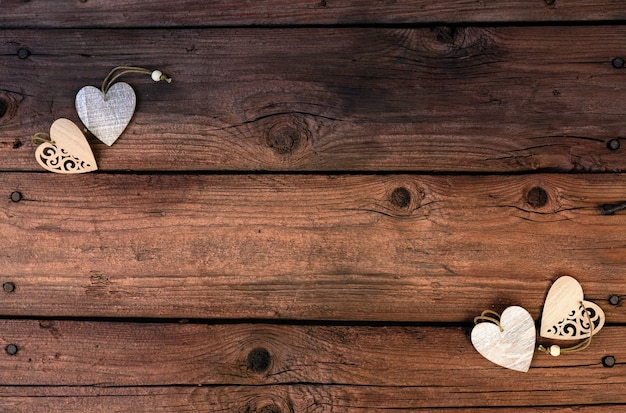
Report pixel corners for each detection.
[2,173,625,321]
[1,0,626,28]
[0,387,621,413]
[2,27,626,172]
[0,320,623,408]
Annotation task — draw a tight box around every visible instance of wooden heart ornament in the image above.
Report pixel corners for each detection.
[471,306,536,372]
[75,82,136,146]
[540,276,605,340]
[35,118,98,174]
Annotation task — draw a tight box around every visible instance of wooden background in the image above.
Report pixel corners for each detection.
[1,1,625,411]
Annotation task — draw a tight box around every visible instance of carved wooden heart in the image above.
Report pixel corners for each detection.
[75,82,136,146]
[540,276,605,340]
[35,118,98,174]
[471,306,536,372]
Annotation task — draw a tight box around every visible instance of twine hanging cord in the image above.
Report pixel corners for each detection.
[474,309,504,332]
[32,132,53,145]
[102,66,172,99]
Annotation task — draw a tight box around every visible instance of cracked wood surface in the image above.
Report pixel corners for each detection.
[1,0,626,27]
[0,321,623,409]
[1,27,626,172]
[0,387,622,413]
[1,173,624,321]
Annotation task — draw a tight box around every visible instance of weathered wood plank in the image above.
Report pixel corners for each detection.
[1,173,625,321]
[0,386,619,412]
[2,27,626,172]
[1,0,626,27]
[0,321,623,408]
[0,320,626,411]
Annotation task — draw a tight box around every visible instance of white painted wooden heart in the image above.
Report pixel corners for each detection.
[75,81,136,146]
[35,118,98,174]
[540,276,605,340]
[471,306,536,372]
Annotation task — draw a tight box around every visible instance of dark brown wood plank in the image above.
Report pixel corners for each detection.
[0,386,619,412]
[0,321,623,408]
[2,27,626,172]
[1,0,626,27]
[2,173,625,321]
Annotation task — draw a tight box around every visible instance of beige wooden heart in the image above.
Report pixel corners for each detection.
[75,81,136,146]
[35,118,98,174]
[471,306,536,372]
[540,276,605,340]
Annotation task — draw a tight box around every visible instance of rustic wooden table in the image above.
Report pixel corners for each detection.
[1,1,625,411]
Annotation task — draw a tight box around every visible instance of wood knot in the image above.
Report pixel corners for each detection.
[266,123,305,155]
[431,26,460,45]
[0,98,8,118]
[422,27,500,62]
[247,347,271,373]
[390,187,411,209]
[526,186,548,208]
[0,91,24,125]
[242,394,293,413]
[386,184,423,214]
[263,114,311,157]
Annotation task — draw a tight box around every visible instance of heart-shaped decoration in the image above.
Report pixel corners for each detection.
[471,306,536,372]
[540,276,605,340]
[75,82,136,146]
[35,118,98,174]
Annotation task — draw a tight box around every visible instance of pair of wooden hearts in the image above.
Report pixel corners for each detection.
[35,82,136,173]
[471,276,605,372]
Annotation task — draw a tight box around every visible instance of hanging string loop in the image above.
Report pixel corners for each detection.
[32,132,53,145]
[101,66,172,99]
[474,309,504,332]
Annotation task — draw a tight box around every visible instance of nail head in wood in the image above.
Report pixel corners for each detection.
[544,0,555,5]
[5,344,18,356]
[612,57,625,69]
[526,186,548,208]
[607,139,620,151]
[609,295,620,306]
[390,187,411,209]
[602,355,616,368]
[247,347,271,373]
[17,48,31,59]
[10,191,22,202]
[2,282,15,293]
